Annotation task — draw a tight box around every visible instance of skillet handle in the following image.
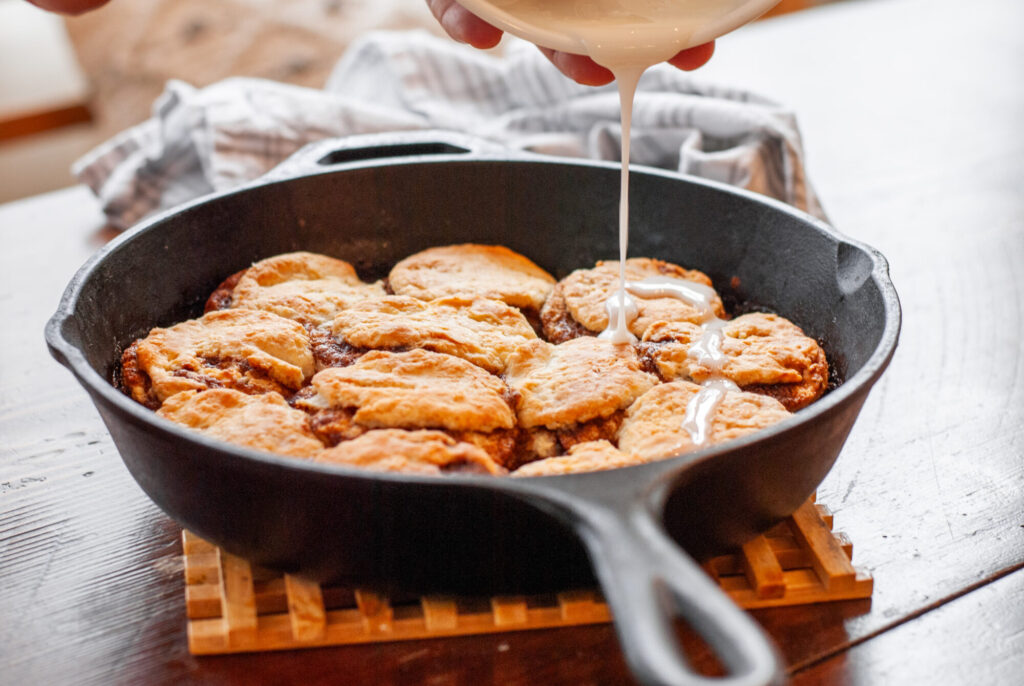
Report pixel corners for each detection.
[261,130,510,181]
[575,500,784,686]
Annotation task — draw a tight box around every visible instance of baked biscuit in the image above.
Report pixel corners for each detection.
[206,252,385,326]
[388,244,555,321]
[328,295,536,374]
[641,313,829,411]
[505,337,658,451]
[512,440,647,477]
[618,381,791,460]
[316,429,505,475]
[541,258,725,342]
[292,349,521,466]
[157,389,323,458]
[296,349,514,431]
[120,308,314,408]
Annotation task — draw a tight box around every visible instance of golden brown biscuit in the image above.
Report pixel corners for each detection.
[618,381,791,460]
[504,337,658,430]
[207,252,385,326]
[388,244,555,313]
[120,308,314,407]
[296,349,515,433]
[541,258,725,342]
[157,389,323,458]
[641,313,829,411]
[316,429,505,475]
[512,440,648,477]
[328,295,536,374]
[290,399,530,471]
[293,349,519,466]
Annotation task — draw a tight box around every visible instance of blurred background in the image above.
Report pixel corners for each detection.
[0,0,827,204]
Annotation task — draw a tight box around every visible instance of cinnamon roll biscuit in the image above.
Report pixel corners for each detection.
[205,252,385,326]
[541,258,725,342]
[388,244,555,327]
[316,429,505,476]
[157,389,324,458]
[504,337,658,452]
[292,349,519,467]
[120,309,314,408]
[327,295,536,374]
[640,313,829,411]
[617,381,791,460]
[512,440,647,477]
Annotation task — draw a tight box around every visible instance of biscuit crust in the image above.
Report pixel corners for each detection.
[504,337,658,429]
[388,244,556,312]
[643,315,827,411]
[122,309,314,406]
[329,295,536,374]
[618,381,791,460]
[157,389,324,458]
[542,258,725,340]
[300,349,516,433]
[641,313,829,411]
[213,252,385,326]
[512,440,647,477]
[316,429,505,475]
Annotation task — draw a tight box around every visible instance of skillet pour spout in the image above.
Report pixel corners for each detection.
[45,132,900,686]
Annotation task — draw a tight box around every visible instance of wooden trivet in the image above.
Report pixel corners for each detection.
[183,497,871,655]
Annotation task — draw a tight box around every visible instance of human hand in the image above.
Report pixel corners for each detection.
[26,0,110,15]
[425,0,715,86]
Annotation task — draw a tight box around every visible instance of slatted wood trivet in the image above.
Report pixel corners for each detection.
[183,497,872,655]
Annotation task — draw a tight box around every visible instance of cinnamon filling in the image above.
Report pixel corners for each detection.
[539,285,592,344]
[309,327,366,371]
[119,341,160,409]
[204,268,247,313]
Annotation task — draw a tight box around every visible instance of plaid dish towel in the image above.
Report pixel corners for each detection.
[73,30,824,231]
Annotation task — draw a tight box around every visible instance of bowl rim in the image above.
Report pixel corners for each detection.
[454,0,782,61]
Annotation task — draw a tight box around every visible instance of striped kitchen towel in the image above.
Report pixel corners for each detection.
[73,30,824,231]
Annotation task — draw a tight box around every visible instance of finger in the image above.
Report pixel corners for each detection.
[426,0,503,49]
[667,41,716,71]
[537,48,615,87]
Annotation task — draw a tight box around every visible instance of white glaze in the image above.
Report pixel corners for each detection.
[687,317,728,371]
[624,276,733,445]
[627,277,719,321]
[599,288,639,343]
[602,272,736,446]
[681,376,740,445]
[602,66,644,345]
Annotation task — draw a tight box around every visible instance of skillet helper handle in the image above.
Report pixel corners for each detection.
[578,503,783,686]
[262,130,509,181]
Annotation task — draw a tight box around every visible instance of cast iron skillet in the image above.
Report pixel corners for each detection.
[46,132,900,686]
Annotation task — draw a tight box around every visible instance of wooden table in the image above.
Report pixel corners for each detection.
[2,0,1022,683]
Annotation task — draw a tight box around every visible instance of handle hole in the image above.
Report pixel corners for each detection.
[317,142,470,166]
[673,619,730,677]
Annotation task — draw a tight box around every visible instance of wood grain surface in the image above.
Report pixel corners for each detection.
[2,0,1023,683]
